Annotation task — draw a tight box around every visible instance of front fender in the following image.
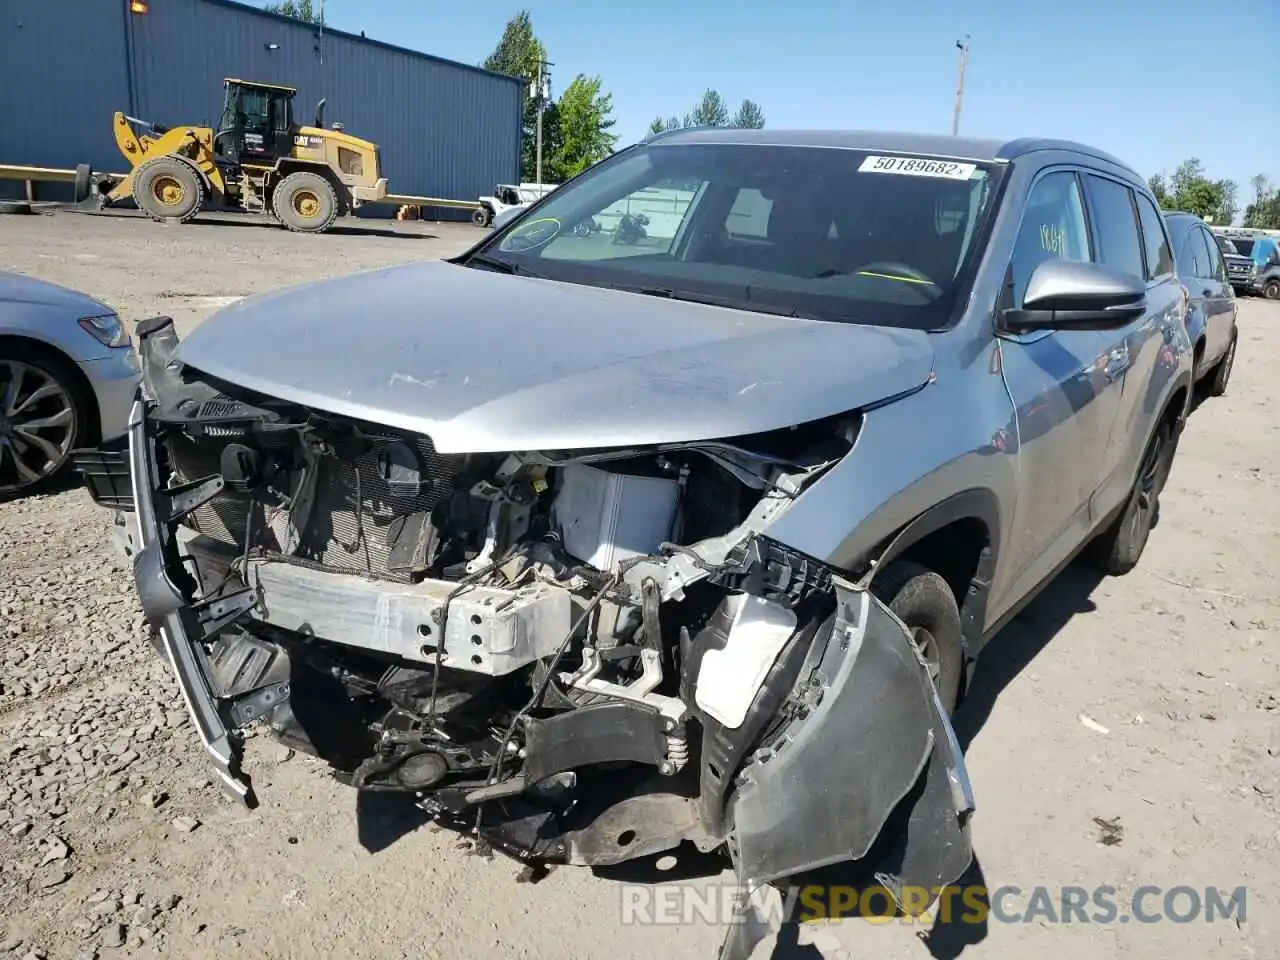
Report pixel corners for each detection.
[718,579,974,960]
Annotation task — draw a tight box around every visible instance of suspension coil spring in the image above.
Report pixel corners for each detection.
[665,735,689,772]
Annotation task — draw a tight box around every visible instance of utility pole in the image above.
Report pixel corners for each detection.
[952,35,970,136]
[535,59,553,187]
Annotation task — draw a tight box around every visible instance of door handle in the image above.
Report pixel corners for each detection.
[1103,343,1129,382]
[1203,288,1213,297]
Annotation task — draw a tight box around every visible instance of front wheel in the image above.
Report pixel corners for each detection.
[133,156,205,223]
[472,206,492,227]
[1264,279,1280,301]
[0,348,88,497]
[272,171,339,234]
[871,561,965,714]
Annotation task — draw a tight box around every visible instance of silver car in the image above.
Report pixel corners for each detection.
[0,272,138,496]
[81,130,1190,959]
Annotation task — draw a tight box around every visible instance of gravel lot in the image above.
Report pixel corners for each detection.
[1,207,1278,960]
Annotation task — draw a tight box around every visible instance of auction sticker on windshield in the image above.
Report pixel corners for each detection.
[859,155,977,179]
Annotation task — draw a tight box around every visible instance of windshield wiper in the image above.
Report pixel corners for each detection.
[626,286,820,320]
[465,253,540,277]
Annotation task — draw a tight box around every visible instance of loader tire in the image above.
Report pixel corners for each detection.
[133,156,205,223]
[273,172,339,234]
[73,164,93,204]
[472,206,491,227]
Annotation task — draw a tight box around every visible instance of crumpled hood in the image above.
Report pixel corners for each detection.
[174,260,935,453]
[0,270,113,314]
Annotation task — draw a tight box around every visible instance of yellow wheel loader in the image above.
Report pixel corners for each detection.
[100,79,387,233]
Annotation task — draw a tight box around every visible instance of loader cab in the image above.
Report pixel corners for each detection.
[216,78,297,166]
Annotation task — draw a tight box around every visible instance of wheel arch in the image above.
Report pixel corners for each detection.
[863,487,1001,656]
[0,334,102,445]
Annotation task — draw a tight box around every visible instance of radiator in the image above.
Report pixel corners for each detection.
[166,429,461,582]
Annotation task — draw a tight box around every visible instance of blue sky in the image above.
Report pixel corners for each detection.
[309,0,1278,217]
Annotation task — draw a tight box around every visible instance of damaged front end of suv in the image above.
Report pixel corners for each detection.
[93,313,972,960]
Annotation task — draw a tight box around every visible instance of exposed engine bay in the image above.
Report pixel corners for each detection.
[97,317,974,960]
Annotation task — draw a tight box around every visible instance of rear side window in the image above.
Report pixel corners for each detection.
[1135,193,1175,280]
[1177,224,1206,278]
[1083,174,1144,281]
[1197,228,1225,281]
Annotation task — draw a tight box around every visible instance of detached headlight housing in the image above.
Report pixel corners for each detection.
[79,313,129,348]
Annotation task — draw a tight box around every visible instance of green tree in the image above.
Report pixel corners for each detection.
[651,91,765,133]
[687,88,730,128]
[731,99,766,129]
[264,0,324,23]
[646,116,683,136]
[554,74,617,178]
[1148,174,1171,208]
[1151,159,1238,224]
[483,11,552,181]
[1243,175,1280,229]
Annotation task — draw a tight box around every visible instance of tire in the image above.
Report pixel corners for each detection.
[472,206,492,227]
[1084,419,1176,576]
[272,171,339,234]
[0,200,33,215]
[1264,279,1280,301]
[133,156,205,223]
[1208,327,1237,397]
[0,345,90,498]
[73,164,93,204]
[871,561,965,714]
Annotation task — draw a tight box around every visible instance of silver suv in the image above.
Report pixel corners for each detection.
[78,129,1191,960]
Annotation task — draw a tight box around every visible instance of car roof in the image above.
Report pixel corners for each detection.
[1162,210,1204,222]
[642,127,1136,172]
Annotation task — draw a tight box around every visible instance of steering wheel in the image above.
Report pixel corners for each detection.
[500,217,561,253]
[853,261,937,286]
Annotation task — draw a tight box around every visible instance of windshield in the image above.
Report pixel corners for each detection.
[469,142,1002,329]
[1227,238,1256,257]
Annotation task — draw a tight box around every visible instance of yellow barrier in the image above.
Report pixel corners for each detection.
[384,193,480,211]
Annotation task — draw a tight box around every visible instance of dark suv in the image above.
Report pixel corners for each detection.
[1216,233,1280,299]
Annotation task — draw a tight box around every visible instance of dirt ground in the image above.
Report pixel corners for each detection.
[0,207,1277,960]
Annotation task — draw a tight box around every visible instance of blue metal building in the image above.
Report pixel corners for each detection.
[0,0,524,214]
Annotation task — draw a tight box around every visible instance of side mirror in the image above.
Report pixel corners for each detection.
[1001,259,1146,332]
[314,98,326,128]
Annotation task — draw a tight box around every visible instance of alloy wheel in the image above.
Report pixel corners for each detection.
[1127,427,1167,546]
[0,359,77,494]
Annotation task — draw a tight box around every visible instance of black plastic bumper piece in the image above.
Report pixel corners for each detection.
[71,437,135,511]
[521,700,669,785]
[125,398,258,808]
